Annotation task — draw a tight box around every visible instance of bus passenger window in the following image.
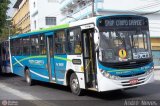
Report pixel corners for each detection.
[49,48,53,56]
[75,42,82,54]
[54,30,66,54]
[67,28,81,54]
[30,35,41,55]
[41,46,46,55]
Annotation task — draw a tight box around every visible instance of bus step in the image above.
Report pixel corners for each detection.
[87,88,97,91]
[50,81,56,83]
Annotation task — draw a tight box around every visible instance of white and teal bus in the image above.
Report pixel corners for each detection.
[9,15,154,95]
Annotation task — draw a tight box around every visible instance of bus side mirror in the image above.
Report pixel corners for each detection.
[94,32,100,52]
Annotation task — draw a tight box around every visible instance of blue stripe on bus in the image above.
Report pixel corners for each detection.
[12,55,68,84]
[12,56,50,82]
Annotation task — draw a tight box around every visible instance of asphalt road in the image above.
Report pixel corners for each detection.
[0,71,160,106]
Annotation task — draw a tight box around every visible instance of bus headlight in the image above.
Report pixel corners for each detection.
[100,70,120,80]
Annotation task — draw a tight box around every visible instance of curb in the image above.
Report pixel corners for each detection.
[154,68,160,71]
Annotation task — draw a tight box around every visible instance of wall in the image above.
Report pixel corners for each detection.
[29,0,60,31]
[12,0,30,33]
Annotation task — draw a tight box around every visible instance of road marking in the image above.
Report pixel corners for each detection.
[0,83,39,100]
[0,83,58,106]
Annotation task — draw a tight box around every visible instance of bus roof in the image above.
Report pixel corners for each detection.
[10,24,69,39]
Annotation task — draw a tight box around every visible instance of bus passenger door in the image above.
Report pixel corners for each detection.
[81,28,97,89]
[46,33,55,82]
[53,30,67,85]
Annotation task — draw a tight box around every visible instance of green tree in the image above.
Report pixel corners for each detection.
[0,0,10,40]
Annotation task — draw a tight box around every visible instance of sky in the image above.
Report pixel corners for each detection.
[7,0,16,17]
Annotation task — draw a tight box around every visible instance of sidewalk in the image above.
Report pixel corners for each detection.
[154,66,160,70]
[154,69,160,80]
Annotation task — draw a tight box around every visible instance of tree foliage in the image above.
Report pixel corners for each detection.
[0,0,10,39]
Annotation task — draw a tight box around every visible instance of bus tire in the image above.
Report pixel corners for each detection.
[70,73,82,96]
[25,69,33,86]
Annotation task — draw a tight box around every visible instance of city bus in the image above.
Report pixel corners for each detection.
[0,40,11,74]
[9,15,154,95]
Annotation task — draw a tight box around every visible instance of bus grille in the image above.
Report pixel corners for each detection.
[121,78,145,86]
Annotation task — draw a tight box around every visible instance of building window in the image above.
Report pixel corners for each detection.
[33,2,36,8]
[34,20,36,29]
[45,17,56,25]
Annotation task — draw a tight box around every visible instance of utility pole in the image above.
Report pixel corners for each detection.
[6,18,12,37]
[92,0,94,17]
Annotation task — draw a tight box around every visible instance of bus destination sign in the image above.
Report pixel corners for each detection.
[98,17,148,28]
[106,20,142,27]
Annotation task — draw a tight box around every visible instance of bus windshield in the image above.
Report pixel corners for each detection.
[98,30,151,63]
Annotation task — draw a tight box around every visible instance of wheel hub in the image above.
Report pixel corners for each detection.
[71,79,78,90]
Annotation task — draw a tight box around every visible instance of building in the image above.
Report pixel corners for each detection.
[12,0,30,33]
[59,0,129,23]
[59,0,94,23]
[29,0,60,31]
[148,14,160,68]
[59,0,160,67]
[12,0,60,33]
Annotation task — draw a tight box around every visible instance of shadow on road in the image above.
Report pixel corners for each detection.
[0,73,17,80]
[34,80,160,100]
[34,81,71,92]
[1,74,160,101]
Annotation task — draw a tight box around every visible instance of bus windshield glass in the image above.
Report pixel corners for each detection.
[98,30,151,63]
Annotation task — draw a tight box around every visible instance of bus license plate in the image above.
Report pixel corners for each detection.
[129,79,138,85]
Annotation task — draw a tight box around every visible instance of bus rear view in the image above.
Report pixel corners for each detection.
[96,15,154,91]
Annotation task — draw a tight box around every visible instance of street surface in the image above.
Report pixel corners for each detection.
[0,71,160,106]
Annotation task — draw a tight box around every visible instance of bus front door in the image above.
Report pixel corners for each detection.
[81,29,97,89]
[46,35,56,82]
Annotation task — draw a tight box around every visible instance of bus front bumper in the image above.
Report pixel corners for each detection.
[97,71,154,92]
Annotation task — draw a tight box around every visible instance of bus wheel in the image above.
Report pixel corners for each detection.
[25,69,33,86]
[70,73,82,96]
